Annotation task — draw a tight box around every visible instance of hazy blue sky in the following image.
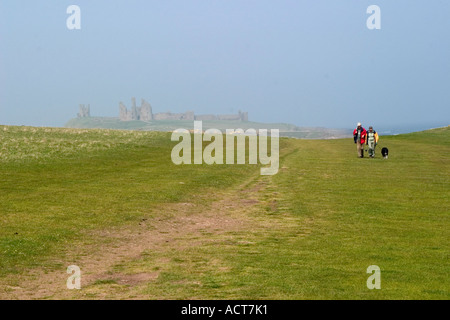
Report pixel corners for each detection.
[0,0,449,129]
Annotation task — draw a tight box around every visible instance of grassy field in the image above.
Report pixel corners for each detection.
[0,125,448,299]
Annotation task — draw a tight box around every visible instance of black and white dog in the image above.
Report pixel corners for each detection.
[381,147,389,159]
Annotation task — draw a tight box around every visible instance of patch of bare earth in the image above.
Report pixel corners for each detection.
[1,179,266,299]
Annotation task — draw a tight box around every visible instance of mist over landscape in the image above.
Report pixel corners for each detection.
[0,1,449,132]
[0,0,449,304]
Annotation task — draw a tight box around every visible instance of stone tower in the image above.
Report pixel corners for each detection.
[130,97,138,120]
[140,99,153,121]
[239,110,248,121]
[119,98,154,121]
[77,104,90,118]
[119,102,129,120]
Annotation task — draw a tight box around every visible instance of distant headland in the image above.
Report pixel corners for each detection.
[68,98,351,139]
[77,97,248,122]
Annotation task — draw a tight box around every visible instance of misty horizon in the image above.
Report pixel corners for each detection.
[1,1,449,131]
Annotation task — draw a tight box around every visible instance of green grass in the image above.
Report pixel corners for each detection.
[0,126,259,277]
[237,128,449,299]
[0,125,448,299]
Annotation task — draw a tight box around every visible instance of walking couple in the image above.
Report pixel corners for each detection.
[353,123,379,158]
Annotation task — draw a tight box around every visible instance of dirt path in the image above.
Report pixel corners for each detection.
[1,176,268,299]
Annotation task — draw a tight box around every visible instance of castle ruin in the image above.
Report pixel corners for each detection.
[119,97,248,122]
[119,98,153,121]
[77,104,90,118]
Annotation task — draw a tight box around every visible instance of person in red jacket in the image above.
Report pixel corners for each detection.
[353,122,367,158]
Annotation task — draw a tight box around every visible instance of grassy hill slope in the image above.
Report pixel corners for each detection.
[0,125,448,299]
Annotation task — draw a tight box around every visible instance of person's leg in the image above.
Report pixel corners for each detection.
[368,141,374,157]
[357,142,363,157]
